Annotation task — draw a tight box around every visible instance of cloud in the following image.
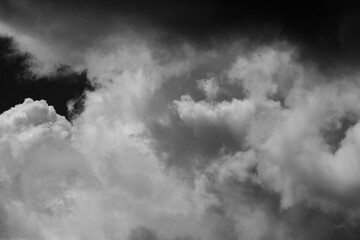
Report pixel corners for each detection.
[2,0,360,76]
[256,82,360,210]
[174,95,255,149]
[227,46,300,101]
[0,98,219,240]
[0,39,238,240]
[0,98,92,239]
[75,40,360,239]
[4,15,360,239]
[197,78,220,100]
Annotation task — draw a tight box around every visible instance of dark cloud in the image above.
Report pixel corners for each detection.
[209,169,360,240]
[129,226,159,240]
[321,114,358,154]
[1,0,360,66]
[0,204,9,239]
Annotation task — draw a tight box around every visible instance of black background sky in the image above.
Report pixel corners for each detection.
[1,1,360,58]
[0,37,93,119]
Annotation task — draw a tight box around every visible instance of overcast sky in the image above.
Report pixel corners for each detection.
[1,1,360,240]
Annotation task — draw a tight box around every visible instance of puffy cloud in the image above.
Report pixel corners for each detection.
[80,42,360,239]
[0,39,241,239]
[4,29,360,240]
[208,47,360,216]
[174,95,255,147]
[256,82,360,211]
[227,46,300,102]
[197,78,220,100]
[0,98,223,240]
[169,45,360,238]
[0,98,93,239]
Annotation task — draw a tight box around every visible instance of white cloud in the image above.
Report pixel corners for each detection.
[0,99,93,239]
[174,95,256,143]
[0,97,222,240]
[227,46,300,101]
[256,82,360,210]
[3,30,360,239]
[197,77,220,100]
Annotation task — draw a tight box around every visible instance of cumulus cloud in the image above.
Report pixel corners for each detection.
[0,99,92,239]
[3,21,360,240]
[0,40,234,240]
[0,98,218,240]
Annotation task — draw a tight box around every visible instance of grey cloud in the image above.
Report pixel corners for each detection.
[4,9,360,238]
[129,226,159,240]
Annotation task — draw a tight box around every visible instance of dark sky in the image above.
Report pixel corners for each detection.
[0,36,93,118]
[1,1,359,58]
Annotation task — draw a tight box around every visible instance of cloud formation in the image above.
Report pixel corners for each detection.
[3,10,360,239]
